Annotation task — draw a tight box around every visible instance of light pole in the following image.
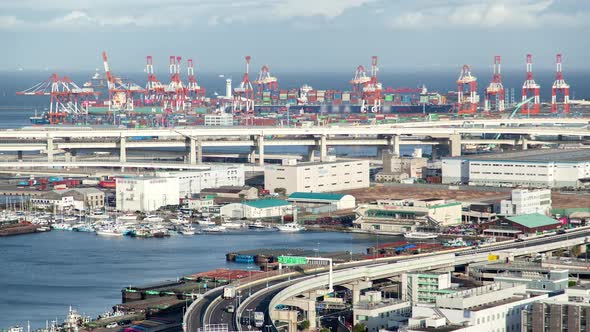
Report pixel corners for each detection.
[247,266,253,296]
[247,308,253,330]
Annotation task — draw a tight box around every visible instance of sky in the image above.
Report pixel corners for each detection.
[1,0,589,73]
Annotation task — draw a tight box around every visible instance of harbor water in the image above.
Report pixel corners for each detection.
[0,230,399,329]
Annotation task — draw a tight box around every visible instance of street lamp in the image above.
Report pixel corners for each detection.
[246,308,253,330]
[247,266,253,296]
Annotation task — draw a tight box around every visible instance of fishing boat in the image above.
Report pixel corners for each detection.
[403,232,439,240]
[275,222,304,232]
[37,226,50,232]
[222,218,245,229]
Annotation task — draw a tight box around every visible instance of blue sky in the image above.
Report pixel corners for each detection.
[1,0,589,72]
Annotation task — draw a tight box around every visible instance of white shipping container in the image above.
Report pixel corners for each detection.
[82,179,100,185]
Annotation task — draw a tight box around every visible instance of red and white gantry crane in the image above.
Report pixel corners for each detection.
[361,56,383,113]
[551,53,570,114]
[457,64,478,114]
[145,55,165,106]
[187,58,206,103]
[484,56,505,112]
[521,54,541,115]
[254,65,278,98]
[233,56,255,113]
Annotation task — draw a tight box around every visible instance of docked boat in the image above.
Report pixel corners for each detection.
[87,213,110,220]
[275,222,304,232]
[51,223,73,231]
[443,237,469,247]
[248,220,267,229]
[117,214,138,222]
[222,219,245,229]
[143,215,164,223]
[403,232,439,240]
[202,225,226,233]
[197,218,215,226]
[73,223,95,232]
[180,225,196,235]
[95,228,123,236]
[37,226,50,232]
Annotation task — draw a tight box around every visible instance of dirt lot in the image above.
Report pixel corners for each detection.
[340,184,590,209]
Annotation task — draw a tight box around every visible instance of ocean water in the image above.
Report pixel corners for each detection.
[0,230,395,329]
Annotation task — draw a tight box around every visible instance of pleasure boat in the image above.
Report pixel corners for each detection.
[275,222,304,232]
[117,214,138,222]
[222,218,245,229]
[248,220,267,229]
[180,225,196,235]
[51,222,73,231]
[202,225,226,233]
[95,227,123,236]
[143,215,164,223]
[197,217,215,226]
[403,232,439,240]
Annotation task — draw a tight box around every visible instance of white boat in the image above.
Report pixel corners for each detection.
[248,221,267,229]
[143,215,163,223]
[404,232,439,240]
[96,228,123,236]
[37,226,50,232]
[180,225,196,235]
[197,218,215,226]
[117,214,138,222]
[51,222,73,231]
[87,213,110,220]
[202,225,226,233]
[275,223,304,232]
[222,218,245,229]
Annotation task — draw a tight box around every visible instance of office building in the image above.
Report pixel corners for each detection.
[500,189,552,216]
[401,272,454,304]
[376,150,427,182]
[353,290,411,332]
[264,159,370,194]
[204,113,233,126]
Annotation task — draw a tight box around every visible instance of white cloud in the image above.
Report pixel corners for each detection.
[388,0,587,30]
[0,15,23,28]
[272,0,376,19]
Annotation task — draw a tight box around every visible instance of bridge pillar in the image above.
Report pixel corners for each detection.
[17,151,22,161]
[188,138,196,164]
[342,280,373,304]
[519,137,528,150]
[449,133,461,157]
[391,134,400,156]
[119,136,127,163]
[257,135,265,166]
[307,146,316,162]
[46,136,54,163]
[64,151,72,163]
[320,134,327,162]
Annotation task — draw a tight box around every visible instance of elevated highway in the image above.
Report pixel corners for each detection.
[0,119,589,166]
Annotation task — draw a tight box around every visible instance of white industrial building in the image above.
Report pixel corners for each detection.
[204,113,233,126]
[156,165,244,198]
[353,291,411,332]
[500,188,552,216]
[401,272,453,304]
[354,198,463,234]
[407,283,548,332]
[32,188,105,211]
[264,159,370,194]
[219,199,293,219]
[442,149,590,188]
[116,177,180,212]
[287,192,356,213]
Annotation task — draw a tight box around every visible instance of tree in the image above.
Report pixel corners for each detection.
[319,328,331,332]
[352,324,366,332]
[274,187,286,196]
[300,320,310,330]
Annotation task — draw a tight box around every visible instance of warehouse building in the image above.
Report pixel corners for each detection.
[442,148,590,188]
[521,286,590,331]
[354,198,462,234]
[116,177,180,212]
[481,213,562,237]
[156,166,244,198]
[32,188,105,211]
[200,186,258,200]
[219,199,292,219]
[287,192,356,213]
[264,159,370,194]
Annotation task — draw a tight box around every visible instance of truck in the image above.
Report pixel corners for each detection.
[223,286,236,299]
[253,312,264,328]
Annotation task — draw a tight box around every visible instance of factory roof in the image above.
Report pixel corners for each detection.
[446,148,590,163]
[287,192,348,201]
[244,199,291,209]
[506,213,561,229]
[201,186,253,194]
